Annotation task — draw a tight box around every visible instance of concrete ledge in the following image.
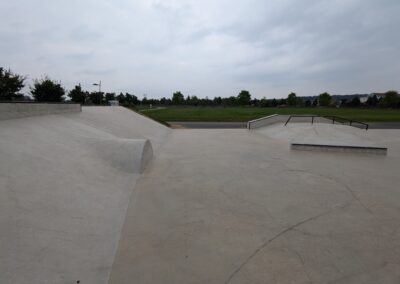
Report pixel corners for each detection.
[0,103,81,120]
[291,143,388,155]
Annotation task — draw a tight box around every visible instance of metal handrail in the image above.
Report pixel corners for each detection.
[284,115,369,130]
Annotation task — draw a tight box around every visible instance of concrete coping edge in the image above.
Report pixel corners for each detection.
[247,114,279,129]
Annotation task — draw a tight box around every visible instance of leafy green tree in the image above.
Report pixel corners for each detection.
[68,84,87,104]
[381,91,399,108]
[279,98,287,105]
[172,91,184,105]
[349,96,361,107]
[190,95,199,106]
[312,99,318,107]
[297,97,304,106]
[318,92,332,106]
[105,92,116,103]
[125,93,139,105]
[31,77,65,102]
[89,91,104,105]
[213,96,222,105]
[142,95,148,105]
[287,92,297,106]
[259,97,269,107]
[0,67,26,101]
[237,90,251,105]
[117,92,126,105]
[270,98,278,107]
[366,94,379,107]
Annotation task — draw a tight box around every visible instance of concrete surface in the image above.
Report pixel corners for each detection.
[0,103,81,120]
[0,107,169,283]
[110,124,400,284]
[2,107,400,284]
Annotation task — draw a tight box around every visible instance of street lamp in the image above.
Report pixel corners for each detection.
[93,80,102,93]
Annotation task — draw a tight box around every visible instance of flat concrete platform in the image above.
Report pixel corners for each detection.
[110,125,400,284]
[2,108,400,284]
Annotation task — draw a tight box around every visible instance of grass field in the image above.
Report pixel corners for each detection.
[134,106,400,123]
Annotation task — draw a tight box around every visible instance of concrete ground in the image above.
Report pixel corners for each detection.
[1,107,400,284]
[110,125,400,284]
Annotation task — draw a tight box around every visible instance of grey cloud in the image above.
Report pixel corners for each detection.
[0,0,399,98]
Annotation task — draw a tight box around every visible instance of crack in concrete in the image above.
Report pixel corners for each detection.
[224,207,343,284]
[287,168,373,215]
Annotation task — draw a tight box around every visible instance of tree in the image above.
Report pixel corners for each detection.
[366,94,379,107]
[279,98,287,105]
[117,92,126,105]
[349,96,361,107]
[270,98,278,107]
[125,93,139,105]
[68,84,87,104]
[31,77,65,102]
[213,96,222,105]
[312,99,318,107]
[0,67,26,101]
[105,92,116,103]
[318,92,332,106]
[89,91,104,105]
[172,91,184,105]
[190,95,199,106]
[381,91,399,108]
[287,92,297,106]
[237,90,251,105]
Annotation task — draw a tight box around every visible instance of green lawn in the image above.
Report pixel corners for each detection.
[133,106,400,123]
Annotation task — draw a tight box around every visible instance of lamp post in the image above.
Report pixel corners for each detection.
[93,80,101,93]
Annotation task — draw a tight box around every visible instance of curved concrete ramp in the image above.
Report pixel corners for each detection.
[63,107,170,153]
[0,106,165,284]
[87,138,153,173]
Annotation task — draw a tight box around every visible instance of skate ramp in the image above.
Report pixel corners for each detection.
[0,106,166,283]
[87,138,153,173]
[62,106,170,153]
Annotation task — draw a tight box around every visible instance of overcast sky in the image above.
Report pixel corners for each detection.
[1,0,399,99]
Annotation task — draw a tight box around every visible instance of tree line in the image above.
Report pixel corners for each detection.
[1,67,399,108]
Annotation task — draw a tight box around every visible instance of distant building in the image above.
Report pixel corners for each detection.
[359,95,369,103]
[370,93,386,99]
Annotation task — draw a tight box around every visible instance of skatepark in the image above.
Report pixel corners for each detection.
[1,104,400,283]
